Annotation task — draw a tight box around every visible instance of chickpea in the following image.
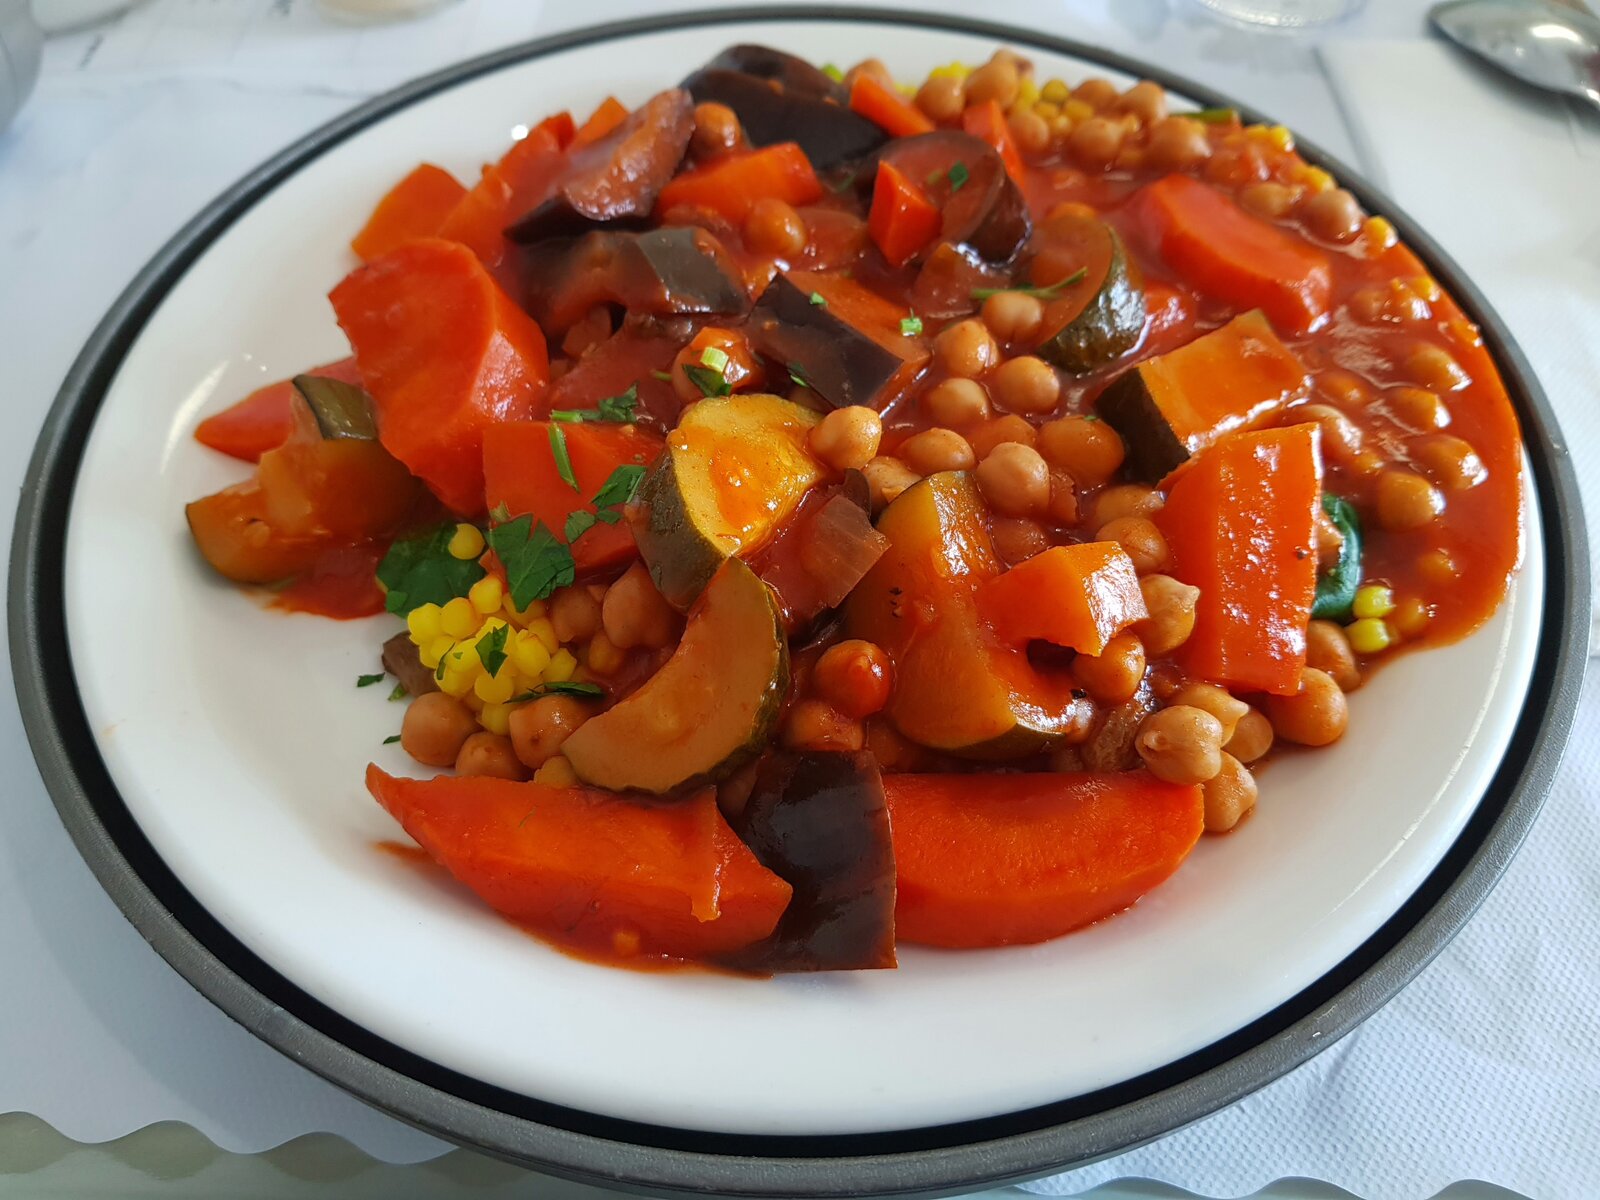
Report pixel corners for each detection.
[1303,187,1363,242]
[1239,181,1296,220]
[601,563,678,650]
[1097,516,1168,574]
[809,405,883,472]
[991,516,1051,565]
[1414,434,1487,490]
[814,640,894,718]
[1115,80,1167,125]
[964,58,1020,108]
[744,197,808,258]
[968,414,1038,459]
[1144,115,1212,172]
[1376,469,1444,531]
[1135,574,1200,656]
[1071,77,1119,110]
[915,75,965,123]
[1419,548,1460,587]
[783,699,865,752]
[1009,109,1052,156]
[981,291,1045,345]
[1264,667,1349,746]
[1317,369,1371,409]
[1387,386,1451,431]
[400,693,480,768]
[865,718,922,771]
[1135,704,1224,785]
[1306,619,1361,691]
[1406,343,1470,392]
[935,319,1000,378]
[549,584,602,643]
[988,355,1061,416]
[1292,403,1363,463]
[689,101,741,159]
[900,427,977,475]
[923,378,991,428]
[975,442,1051,517]
[1168,681,1249,742]
[1072,630,1146,705]
[1069,116,1124,168]
[1202,753,1258,833]
[1392,595,1433,638]
[1047,469,1080,525]
[844,57,895,92]
[861,455,922,512]
[1038,416,1125,487]
[507,694,593,770]
[1092,483,1163,527]
[1225,708,1274,764]
[456,731,527,780]
[534,755,579,787]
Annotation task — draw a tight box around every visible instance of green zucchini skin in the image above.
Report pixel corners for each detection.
[1036,225,1146,375]
[633,450,724,612]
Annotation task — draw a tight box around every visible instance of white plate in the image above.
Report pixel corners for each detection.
[60,17,1543,1138]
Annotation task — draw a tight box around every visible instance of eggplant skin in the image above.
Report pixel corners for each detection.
[727,750,897,973]
[701,44,845,101]
[747,273,902,410]
[683,68,886,170]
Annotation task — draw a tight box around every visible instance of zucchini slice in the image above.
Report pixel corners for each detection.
[632,392,824,610]
[1032,213,1146,374]
[844,472,1085,759]
[562,559,789,794]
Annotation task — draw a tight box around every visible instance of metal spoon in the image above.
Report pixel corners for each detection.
[1431,0,1600,113]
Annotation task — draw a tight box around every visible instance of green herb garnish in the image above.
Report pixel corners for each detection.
[510,680,605,702]
[549,383,639,425]
[682,362,731,398]
[948,161,970,191]
[376,524,487,616]
[383,734,402,745]
[971,266,1089,302]
[548,422,578,490]
[591,464,645,511]
[788,361,811,391]
[487,516,575,610]
[356,673,385,688]
[809,291,827,307]
[435,647,453,681]
[489,501,512,524]
[389,683,407,701]
[821,62,843,82]
[475,624,510,678]
[565,510,598,543]
[900,315,923,337]
[1178,106,1239,125]
[1312,494,1363,622]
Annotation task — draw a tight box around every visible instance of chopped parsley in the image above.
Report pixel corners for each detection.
[475,624,510,678]
[487,516,575,610]
[565,510,598,543]
[376,523,486,616]
[383,734,402,745]
[547,422,578,490]
[388,683,408,701]
[809,291,827,307]
[549,383,639,425]
[356,673,385,688]
[971,266,1089,302]
[1179,106,1239,125]
[510,680,605,702]
[788,361,812,391]
[650,368,673,383]
[900,315,923,337]
[683,343,733,397]
[591,464,645,510]
[948,161,970,191]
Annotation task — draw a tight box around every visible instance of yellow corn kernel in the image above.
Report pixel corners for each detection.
[526,617,560,654]
[1409,275,1441,302]
[468,575,504,615]
[440,596,479,639]
[586,632,625,677]
[1347,617,1394,655]
[447,523,485,560]
[474,669,515,704]
[1040,78,1069,104]
[1033,99,1060,120]
[535,755,579,786]
[1063,98,1093,124]
[1015,75,1039,109]
[1447,317,1482,348]
[438,664,476,698]
[406,603,442,645]
[545,647,578,683]
[479,702,513,736]
[1298,165,1334,194]
[510,630,552,678]
[928,61,970,81]
[501,596,547,628]
[1353,584,1396,620]
[1363,216,1397,255]
[422,635,455,671]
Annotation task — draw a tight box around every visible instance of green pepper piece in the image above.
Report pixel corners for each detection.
[1311,493,1362,622]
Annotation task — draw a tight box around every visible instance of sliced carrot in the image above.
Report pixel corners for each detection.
[1156,423,1322,695]
[528,109,576,151]
[367,767,792,960]
[482,420,662,574]
[885,771,1203,948]
[350,164,468,263]
[435,119,566,274]
[867,159,942,267]
[656,143,822,226]
[849,73,934,138]
[570,96,628,148]
[1138,173,1332,336]
[978,542,1148,656]
[330,238,549,516]
[961,99,1025,184]
[193,357,362,463]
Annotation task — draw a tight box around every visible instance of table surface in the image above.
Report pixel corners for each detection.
[0,0,1554,1195]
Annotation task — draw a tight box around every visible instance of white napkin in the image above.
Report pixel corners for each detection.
[1026,40,1600,1200]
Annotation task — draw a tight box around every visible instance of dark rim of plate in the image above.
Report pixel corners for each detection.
[8,7,1590,1197]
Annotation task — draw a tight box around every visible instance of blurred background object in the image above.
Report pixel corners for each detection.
[315,0,464,22]
[1192,0,1367,26]
[0,0,41,132]
[1432,0,1600,112]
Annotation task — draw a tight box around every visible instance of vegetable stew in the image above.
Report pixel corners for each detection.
[185,47,1523,973]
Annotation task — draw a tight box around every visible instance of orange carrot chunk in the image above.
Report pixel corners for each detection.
[350,164,468,262]
[867,160,942,267]
[434,116,568,275]
[656,143,822,226]
[570,96,628,148]
[886,771,1203,948]
[367,766,792,960]
[1139,173,1332,336]
[1156,423,1323,695]
[961,99,1025,184]
[482,420,662,574]
[330,238,549,516]
[978,542,1148,655]
[193,357,362,463]
[849,73,934,138]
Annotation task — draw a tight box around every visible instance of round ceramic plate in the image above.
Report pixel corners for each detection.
[11,8,1589,1196]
